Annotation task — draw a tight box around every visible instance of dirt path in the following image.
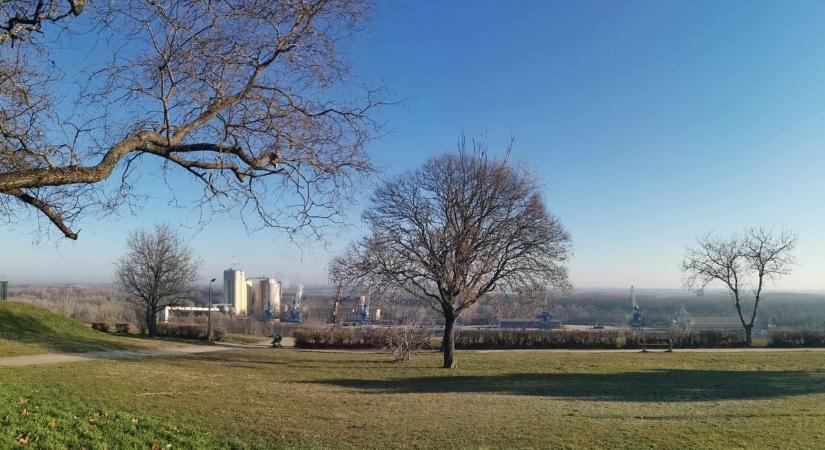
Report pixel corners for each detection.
[0,342,266,368]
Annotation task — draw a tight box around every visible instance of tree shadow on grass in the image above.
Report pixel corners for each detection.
[314,369,825,402]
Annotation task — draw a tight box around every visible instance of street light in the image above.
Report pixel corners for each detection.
[208,278,216,342]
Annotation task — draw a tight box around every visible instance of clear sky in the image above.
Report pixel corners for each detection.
[2,0,825,290]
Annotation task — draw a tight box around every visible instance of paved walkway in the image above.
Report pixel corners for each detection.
[0,342,265,368]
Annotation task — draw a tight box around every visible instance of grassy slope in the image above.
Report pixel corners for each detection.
[0,302,188,356]
[3,349,825,449]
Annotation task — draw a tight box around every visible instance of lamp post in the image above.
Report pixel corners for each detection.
[208,278,216,342]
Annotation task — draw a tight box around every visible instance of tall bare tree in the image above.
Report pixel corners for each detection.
[0,0,380,240]
[681,228,797,346]
[115,224,200,336]
[332,140,572,368]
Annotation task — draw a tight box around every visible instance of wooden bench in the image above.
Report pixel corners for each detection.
[641,338,673,352]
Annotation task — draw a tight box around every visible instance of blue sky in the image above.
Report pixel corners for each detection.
[3,0,825,290]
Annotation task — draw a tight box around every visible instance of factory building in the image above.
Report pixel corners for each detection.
[246,277,281,318]
[223,268,248,315]
[246,280,257,315]
[257,278,281,318]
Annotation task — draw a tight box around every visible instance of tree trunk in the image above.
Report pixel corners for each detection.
[147,308,157,337]
[744,323,753,347]
[442,310,457,369]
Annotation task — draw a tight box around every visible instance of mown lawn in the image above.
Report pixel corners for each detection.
[3,349,825,449]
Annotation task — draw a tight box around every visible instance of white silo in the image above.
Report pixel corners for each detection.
[257,278,281,319]
[223,268,248,315]
[246,280,257,315]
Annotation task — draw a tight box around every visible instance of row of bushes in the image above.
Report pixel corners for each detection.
[627,330,746,349]
[294,327,825,350]
[767,330,825,347]
[456,329,621,349]
[155,323,225,341]
[293,326,753,350]
[293,326,411,349]
[459,329,748,349]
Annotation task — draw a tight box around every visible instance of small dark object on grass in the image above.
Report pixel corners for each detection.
[272,333,283,348]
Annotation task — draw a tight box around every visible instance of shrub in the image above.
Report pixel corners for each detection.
[383,312,434,361]
[292,327,754,350]
[623,329,745,349]
[455,329,621,350]
[114,323,130,334]
[91,322,110,332]
[293,326,403,349]
[156,323,225,341]
[768,330,825,347]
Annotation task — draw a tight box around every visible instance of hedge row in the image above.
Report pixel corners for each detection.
[625,330,745,349]
[293,326,409,349]
[455,329,621,349]
[767,330,825,347]
[156,323,225,341]
[293,327,754,350]
[293,327,825,350]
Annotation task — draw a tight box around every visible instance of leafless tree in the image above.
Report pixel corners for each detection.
[0,0,381,241]
[333,140,573,368]
[682,228,797,346]
[115,224,200,337]
[0,1,86,44]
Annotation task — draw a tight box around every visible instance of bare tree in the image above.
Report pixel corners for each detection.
[333,140,573,368]
[681,228,797,346]
[0,1,88,45]
[0,0,381,241]
[115,224,200,337]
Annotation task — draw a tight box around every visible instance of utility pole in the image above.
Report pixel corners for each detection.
[208,278,216,341]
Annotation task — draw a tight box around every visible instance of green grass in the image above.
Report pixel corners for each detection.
[222,333,270,345]
[0,302,189,356]
[3,349,825,448]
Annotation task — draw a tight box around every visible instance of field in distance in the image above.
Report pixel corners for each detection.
[3,348,825,448]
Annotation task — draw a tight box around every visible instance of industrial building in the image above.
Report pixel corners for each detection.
[223,266,281,318]
[253,278,281,318]
[223,268,248,315]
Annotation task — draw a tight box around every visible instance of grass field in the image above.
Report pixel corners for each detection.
[3,348,825,449]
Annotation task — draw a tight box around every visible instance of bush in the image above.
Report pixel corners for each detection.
[292,327,753,350]
[623,330,745,349]
[455,329,621,350]
[383,314,434,361]
[114,323,130,333]
[293,326,406,349]
[768,330,825,347]
[91,322,110,332]
[156,323,225,341]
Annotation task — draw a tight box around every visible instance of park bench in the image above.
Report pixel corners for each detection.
[641,338,673,352]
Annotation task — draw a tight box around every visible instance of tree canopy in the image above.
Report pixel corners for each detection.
[332,141,572,367]
[0,0,381,240]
